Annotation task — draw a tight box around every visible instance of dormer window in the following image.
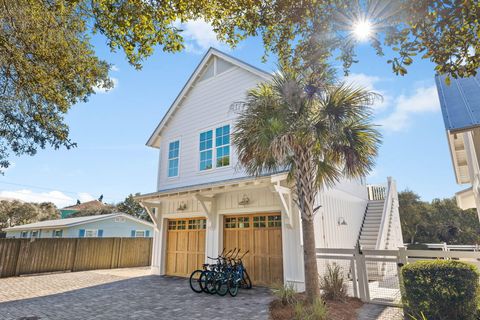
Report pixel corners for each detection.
[168,140,180,177]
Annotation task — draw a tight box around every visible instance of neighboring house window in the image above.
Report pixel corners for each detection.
[135,230,145,237]
[199,130,213,170]
[21,231,28,238]
[168,140,180,177]
[53,230,63,238]
[30,230,39,238]
[215,125,230,167]
[85,229,98,238]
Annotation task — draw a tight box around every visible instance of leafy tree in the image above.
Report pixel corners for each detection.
[232,68,381,302]
[116,193,151,222]
[2,0,479,170]
[398,191,480,245]
[0,0,111,171]
[398,190,431,244]
[0,200,60,230]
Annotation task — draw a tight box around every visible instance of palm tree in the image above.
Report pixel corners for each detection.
[232,68,381,302]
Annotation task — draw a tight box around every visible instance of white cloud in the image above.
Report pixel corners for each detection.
[94,77,118,94]
[174,19,226,53]
[111,65,120,72]
[0,189,95,208]
[77,192,95,203]
[379,85,440,131]
[343,73,391,111]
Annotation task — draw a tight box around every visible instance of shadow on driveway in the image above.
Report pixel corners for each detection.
[0,276,272,320]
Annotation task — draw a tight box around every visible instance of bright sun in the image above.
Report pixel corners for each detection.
[353,20,372,41]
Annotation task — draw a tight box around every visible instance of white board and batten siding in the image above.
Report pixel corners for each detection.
[156,62,268,191]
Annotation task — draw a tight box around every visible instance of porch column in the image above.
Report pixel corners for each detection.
[194,194,219,261]
[141,202,165,275]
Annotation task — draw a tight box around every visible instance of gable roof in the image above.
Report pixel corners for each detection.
[435,72,480,133]
[146,47,272,148]
[4,212,153,231]
[61,200,105,211]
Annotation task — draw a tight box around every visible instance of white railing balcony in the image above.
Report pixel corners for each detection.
[367,184,387,200]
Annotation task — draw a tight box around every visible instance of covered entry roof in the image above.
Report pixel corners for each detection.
[435,72,480,133]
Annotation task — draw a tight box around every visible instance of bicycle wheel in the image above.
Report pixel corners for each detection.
[205,271,217,294]
[215,278,228,296]
[189,270,203,293]
[241,270,252,289]
[228,278,239,297]
[199,271,209,293]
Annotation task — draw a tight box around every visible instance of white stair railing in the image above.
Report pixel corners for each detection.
[375,177,397,250]
[367,184,387,200]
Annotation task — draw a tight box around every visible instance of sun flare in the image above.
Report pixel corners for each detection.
[352,19,372,41]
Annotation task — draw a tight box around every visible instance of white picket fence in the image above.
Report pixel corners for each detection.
[316,246,480,306]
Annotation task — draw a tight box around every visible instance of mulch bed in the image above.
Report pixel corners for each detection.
[270,293,363,320]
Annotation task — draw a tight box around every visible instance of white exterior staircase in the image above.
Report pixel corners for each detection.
[358,178,404,280]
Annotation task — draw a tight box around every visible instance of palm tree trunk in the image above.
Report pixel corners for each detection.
[294,145,320,303]
[301,213,320,302]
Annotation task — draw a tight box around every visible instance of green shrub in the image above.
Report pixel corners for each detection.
[293,298,328,320]
[319,263,347,301]
[271,282,297,305]
[401,260,479,320]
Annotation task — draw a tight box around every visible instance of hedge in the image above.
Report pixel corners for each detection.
[401,260,479,320]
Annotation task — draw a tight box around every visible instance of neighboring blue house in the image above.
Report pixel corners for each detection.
[4,213,154,238]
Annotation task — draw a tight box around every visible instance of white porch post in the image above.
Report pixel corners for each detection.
[194,194,219,261]
[141,202,165,275]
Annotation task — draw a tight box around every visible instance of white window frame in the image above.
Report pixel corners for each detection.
[198,122,231,172]
[167,139,181,178]
[84,229,98,238]
[199,129,214,171]
[134,230,146,238]
[30,230,39,238]
[21,231,29,238]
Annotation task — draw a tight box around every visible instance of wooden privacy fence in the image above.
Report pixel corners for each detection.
[0,237,152,278]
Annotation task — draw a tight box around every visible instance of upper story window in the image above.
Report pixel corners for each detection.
[199,130,213,171]
[199,124,230,171]
[216,125,230,167]
[168,140,180,177]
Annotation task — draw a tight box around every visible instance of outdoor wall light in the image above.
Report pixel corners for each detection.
[337,217,347,226]
[238,194,250,206]
[177,202,187,211]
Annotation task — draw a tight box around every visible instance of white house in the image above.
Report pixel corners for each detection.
[4,213,154,239]
[136,48,403,289]
[435,73,480,221]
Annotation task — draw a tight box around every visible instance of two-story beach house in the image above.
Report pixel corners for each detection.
[136,48,403,289]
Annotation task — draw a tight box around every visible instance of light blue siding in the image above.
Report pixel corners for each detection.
[5,216,153,238]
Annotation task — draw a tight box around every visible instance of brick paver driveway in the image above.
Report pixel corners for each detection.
[0,268,272,320]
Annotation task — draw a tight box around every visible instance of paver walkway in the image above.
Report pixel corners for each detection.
[357,303,404,320]
[0,268,272,320]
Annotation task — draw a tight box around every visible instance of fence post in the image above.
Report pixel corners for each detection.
[397,246,407,300]
[355,245,369,302]
[12,240,23,277]
[350,258,358,298]
[70,238,80,272]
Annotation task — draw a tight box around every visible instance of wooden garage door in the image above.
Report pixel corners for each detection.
[166,218,206,277]
[223,213,283,286]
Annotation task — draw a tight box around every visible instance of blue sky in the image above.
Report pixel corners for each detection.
[0,20,459,207]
